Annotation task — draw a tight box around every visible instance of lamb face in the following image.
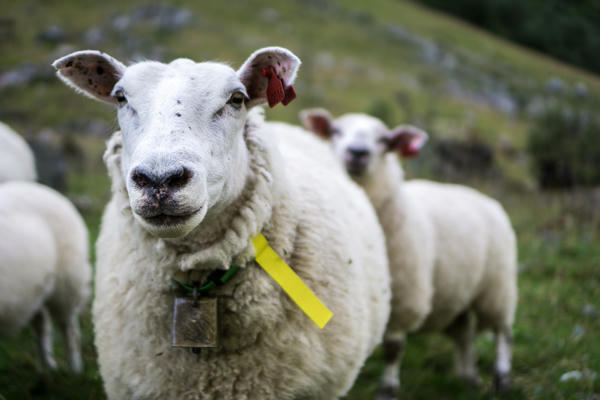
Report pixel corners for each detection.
[300,109,428,179]
[54,48,300,238]
[331,114,390,177]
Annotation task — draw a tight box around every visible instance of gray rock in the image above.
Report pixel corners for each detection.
[157,8,192,31]
[441,53,458,70]
[546,77,565,94]
[85,119,112,137]
[84,26,105,46]
[582,303,597,318]
[112,15,132,32]
[37,25,67,43]
[0,63,39,90]
[572,324,585,340]
[131,4,193,31]
[387,24,412,42]
[575,82,588,98]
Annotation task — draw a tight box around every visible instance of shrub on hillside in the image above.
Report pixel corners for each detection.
[528,105,600,188]
[413,0,600,75]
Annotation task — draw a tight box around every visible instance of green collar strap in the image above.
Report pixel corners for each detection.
[171,264,241,296]
[171,234,333,329]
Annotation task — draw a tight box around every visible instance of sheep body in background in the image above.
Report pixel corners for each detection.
[0,181,91,372]
[53,48,391,400]
[0,122,37,183]
[301,110,518,398]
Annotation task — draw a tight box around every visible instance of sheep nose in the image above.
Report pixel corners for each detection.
[131,166,193,191]
[347,147,369,159]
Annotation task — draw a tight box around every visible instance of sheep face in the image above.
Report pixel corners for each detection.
[300,110,428,179]
[54,48,300,238]
[114,61,251,238]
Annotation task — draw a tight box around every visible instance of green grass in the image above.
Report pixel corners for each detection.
[1,190,598,399]
[1,0,599,399]
[346,190,600,400]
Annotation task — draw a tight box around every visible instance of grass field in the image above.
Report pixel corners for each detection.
[0,0,599,399]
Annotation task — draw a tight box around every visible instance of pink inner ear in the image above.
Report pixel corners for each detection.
[396,133,425,158]
[310,117,331,138]
[399,142,420,157]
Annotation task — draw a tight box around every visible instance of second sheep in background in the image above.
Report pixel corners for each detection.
[301,109,518,399]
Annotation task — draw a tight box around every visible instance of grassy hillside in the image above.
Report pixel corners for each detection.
[0,0,598,399]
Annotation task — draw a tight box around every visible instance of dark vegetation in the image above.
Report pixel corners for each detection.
[528,104,600,188]
[411,0,600,75]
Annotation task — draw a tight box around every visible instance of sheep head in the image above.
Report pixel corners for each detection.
[300,109,427,178]
[53,47,300,239]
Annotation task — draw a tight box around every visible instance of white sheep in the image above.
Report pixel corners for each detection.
[0,121,37,182]
[301,109,518,397]
[53,47,391,399]
[0,181,91,372]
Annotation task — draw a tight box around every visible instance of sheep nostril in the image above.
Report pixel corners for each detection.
[131,168,156,189]
[131,166,192,192]
[163,167,193,188]
[347,147,369,159]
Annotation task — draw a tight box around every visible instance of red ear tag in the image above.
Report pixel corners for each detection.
[261,66,284,108]
[282,85,296,105]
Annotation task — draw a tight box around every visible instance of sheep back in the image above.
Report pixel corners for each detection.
[0,122,37,183]
[0,182,90,320]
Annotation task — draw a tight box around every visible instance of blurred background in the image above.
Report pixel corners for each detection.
[0,0,598,399]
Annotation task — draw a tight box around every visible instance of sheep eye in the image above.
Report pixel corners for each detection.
[114,89,127,106]
[228,92,245,109]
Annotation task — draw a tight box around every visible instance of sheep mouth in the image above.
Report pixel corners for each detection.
[142,210,200,226]
[345,161,368,176]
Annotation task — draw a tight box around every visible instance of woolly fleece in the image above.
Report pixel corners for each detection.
[0,122,36,183]
[93,111,391,400]
[0,181,90,370]
[359,155,518,337]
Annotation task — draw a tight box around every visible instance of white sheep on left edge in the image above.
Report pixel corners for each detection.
[53,47,391,400]
[301,109,518,398]
[0,181,91,372]
[0,121,37,183]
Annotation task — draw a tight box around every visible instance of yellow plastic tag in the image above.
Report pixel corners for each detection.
[252,234,333,329]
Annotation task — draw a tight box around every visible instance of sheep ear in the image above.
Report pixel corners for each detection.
[237,47,301,108]
[386,125,428,157]
[300,108,335,140]
[52,50,126,105]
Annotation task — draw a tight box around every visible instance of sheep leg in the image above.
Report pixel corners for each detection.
[375,334,405,400]
[493,328,512,392]
[59,313,83,373]
[446,312,481,386]
[32,307,57,370]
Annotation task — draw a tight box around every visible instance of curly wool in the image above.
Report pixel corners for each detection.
[94,110,391,400]
[359,154,517,336]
